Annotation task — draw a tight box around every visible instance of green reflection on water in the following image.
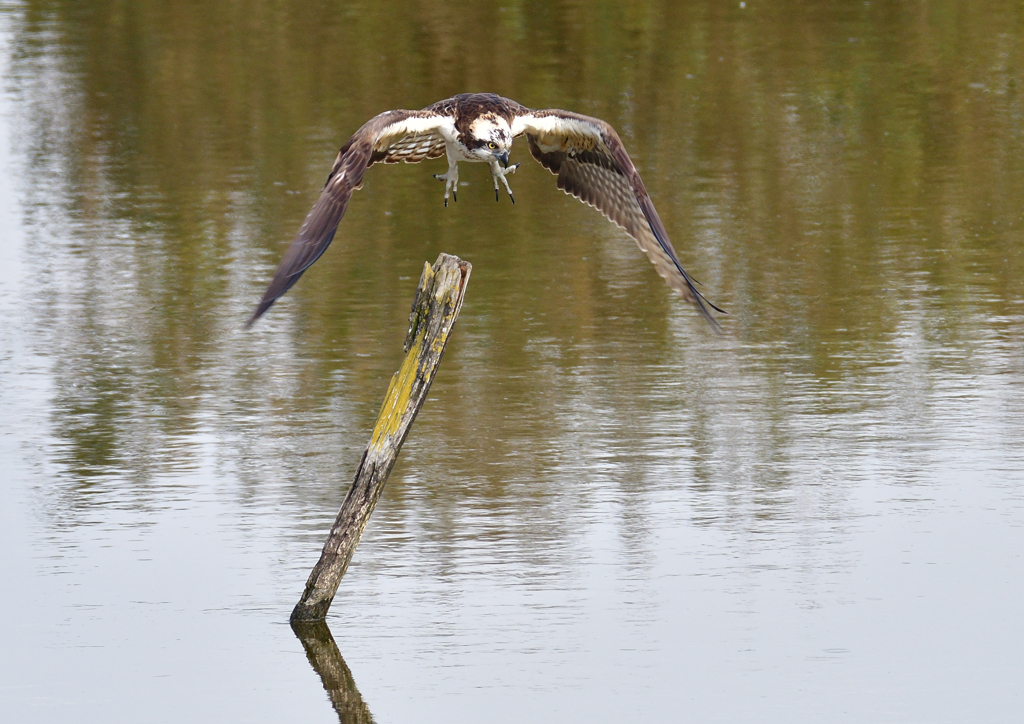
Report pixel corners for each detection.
[8,0,1024,511]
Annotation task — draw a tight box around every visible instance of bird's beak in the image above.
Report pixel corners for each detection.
[496,150,509,168]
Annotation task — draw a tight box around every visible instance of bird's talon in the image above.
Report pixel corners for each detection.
[435,164,459,205]
[493,162,517,203]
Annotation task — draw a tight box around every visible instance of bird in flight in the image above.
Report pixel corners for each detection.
[247,93,722,329]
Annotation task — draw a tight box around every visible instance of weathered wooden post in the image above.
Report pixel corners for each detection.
[291,253,471,622]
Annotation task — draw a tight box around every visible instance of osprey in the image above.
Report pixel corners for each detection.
[248,93,722,328]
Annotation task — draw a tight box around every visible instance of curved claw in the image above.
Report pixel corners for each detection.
[434,169,459,206]
[492,162,518,204]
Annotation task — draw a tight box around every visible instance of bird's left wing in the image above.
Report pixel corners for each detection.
[247,109,453,325]
[512,109,722,329]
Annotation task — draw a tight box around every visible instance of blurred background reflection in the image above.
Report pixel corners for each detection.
[2,1,1022,721]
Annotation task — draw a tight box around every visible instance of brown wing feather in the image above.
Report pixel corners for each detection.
[247,109,448,325]
[520,110,721,329]
[378,133,447,164]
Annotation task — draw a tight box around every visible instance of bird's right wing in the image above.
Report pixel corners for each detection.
[247,109,454,325]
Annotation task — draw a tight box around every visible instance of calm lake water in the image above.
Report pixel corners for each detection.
[2,1,1023,721]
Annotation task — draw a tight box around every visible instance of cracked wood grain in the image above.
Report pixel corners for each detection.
[291,253,471,623]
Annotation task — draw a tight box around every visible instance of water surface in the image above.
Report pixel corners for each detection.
[1,1,1023,722]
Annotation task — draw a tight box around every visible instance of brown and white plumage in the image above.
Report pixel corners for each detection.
[248,93,722,329]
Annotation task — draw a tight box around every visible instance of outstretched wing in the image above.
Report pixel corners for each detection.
[247,109,453,325]
[511,109,722,329]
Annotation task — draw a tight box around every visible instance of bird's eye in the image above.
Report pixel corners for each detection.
[488,142,497,149]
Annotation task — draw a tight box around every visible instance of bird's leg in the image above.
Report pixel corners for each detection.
[489,161,520,204]
[432,161,460,207]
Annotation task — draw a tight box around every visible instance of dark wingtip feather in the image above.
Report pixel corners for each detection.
[244,271,298,328]
[244,297,273,329]
[643,208,725,333]
[244,185,346,327]
[680,270,725,335]
[635,203,726,332]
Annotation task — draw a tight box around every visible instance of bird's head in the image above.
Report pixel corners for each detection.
[466,115,513,167]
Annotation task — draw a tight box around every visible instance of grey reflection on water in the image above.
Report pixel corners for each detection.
[292,621,376,724]
[4,0,1024,720]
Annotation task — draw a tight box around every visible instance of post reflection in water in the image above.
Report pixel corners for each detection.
[292,621,376,724]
